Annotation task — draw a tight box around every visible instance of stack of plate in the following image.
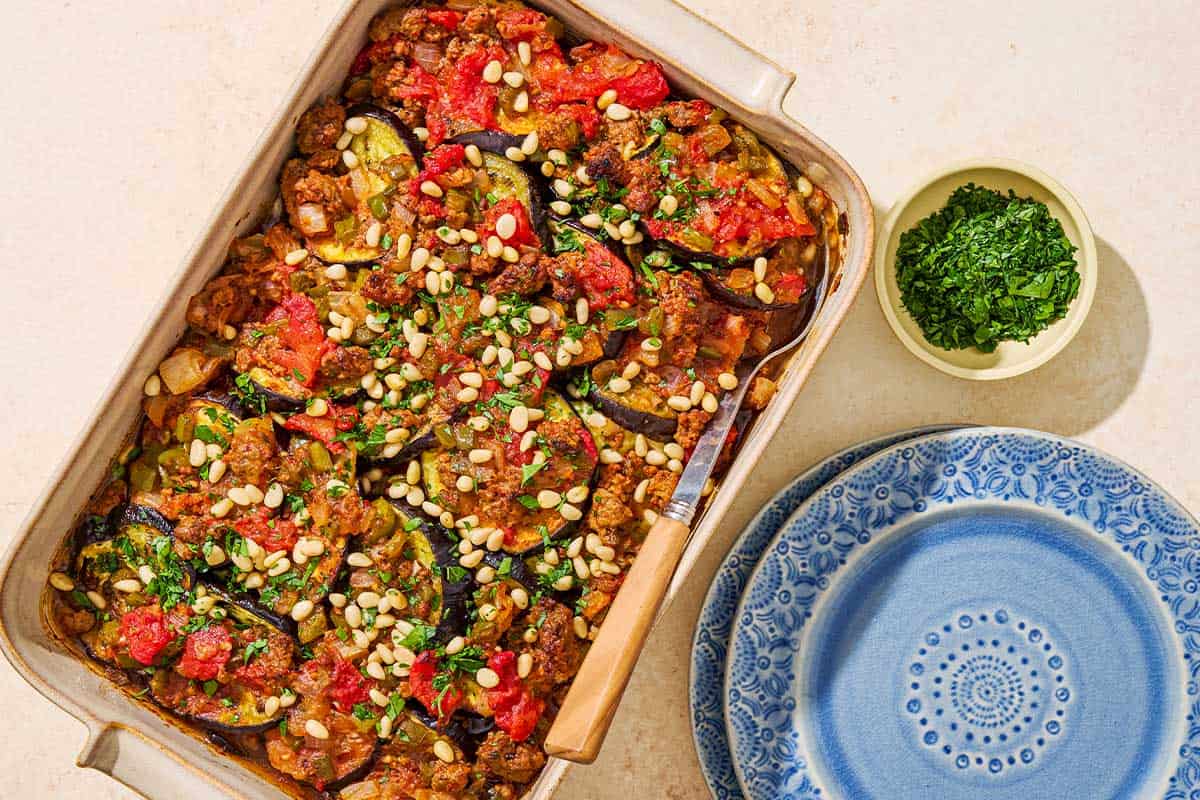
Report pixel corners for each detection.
[689,426,1200,800]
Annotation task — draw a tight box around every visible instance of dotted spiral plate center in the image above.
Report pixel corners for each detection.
[903,608,1072,776]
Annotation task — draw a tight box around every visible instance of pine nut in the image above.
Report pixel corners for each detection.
[290,600,315,621]
[305,719,329,740]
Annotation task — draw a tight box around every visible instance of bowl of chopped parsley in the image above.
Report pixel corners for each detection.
[875,159,1097,379]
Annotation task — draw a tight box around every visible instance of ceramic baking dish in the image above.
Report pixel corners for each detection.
[0,1,872,797]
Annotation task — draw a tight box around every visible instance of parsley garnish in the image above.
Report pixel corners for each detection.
[242,638,269,665]
[895,183,1080,353]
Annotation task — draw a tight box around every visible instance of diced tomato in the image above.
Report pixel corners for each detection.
[578,240,634,309]
[426,9,462,29]
[445,45,506,129]
[176,625,232,680]
[608,61,669,109]
[388,63,440,102]
[409,651,462,721]
[503,435,535,469]
[264,294,330,388]
[644,193,814,258]
[557,103,601,140]
[773,272,809,303]
[234,508,301,554]
[328,658,374,714]
[495,6,552,41]
[479,379,502,401]
[283,404,359,453]
[350,35,401,76]
[422,143,466,177]
[485,651,544,742]
[482,197,538,248]
[119,606,175,666]
[410,143,466,196]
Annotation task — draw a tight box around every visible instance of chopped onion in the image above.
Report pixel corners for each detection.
[158,347,219,395]
[296,202,329,236]
[412,41,443,74]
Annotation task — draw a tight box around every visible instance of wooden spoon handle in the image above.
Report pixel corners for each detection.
[543,514,692,763]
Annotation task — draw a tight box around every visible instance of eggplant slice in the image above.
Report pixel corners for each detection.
[244,366,309,412]
[75,503,188,600]
[421,390,598,553]
[344,498,471,644]
[636,122,808,261]
[698,224,825,312]
[587,358,678,439]
[450,132,548,240]
[309,104,421,266]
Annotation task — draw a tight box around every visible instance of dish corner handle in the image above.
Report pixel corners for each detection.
[609,0,794,111]
[78,723,216,799]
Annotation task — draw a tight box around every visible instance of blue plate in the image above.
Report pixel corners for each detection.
[724,427,1200,800]
[690,426,967,799]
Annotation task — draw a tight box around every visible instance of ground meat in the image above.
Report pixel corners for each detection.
[543,251,582,302]
[262,224,302,262]
[746,375,777,410]
[525,598,583,692]
[430,761,472,793]
[487,254,546,296]
[225,422,279,488]
[644,468,679,512]
[295,97,345,155]
[186,275,254,336]
[582,141,663,214]
[673,409,708,450]
[172,515,215,550]
[586,487,632,549]
[318,345,371,384]
[371,6,454,43]
[658,270,704,365]
[477,730,546,784]
[306,148,341,171]
[660,99,712,128]
[230,628,294,693]
[280,159,346,237]
[537,106,587,151]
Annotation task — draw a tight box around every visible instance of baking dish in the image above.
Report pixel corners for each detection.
[0,1,872,798]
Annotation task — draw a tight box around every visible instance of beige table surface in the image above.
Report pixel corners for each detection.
[1,0,1197,797]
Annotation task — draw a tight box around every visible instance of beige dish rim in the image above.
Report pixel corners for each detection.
[874,157,1098,381]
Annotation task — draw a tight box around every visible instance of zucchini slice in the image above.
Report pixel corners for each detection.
[420,390,598,553]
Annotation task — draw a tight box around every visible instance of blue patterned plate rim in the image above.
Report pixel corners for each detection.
[689,425,969,800]
[722,426,1200,800]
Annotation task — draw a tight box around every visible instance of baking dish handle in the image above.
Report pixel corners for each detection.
[603,0,794,112]
[78,723,222,799]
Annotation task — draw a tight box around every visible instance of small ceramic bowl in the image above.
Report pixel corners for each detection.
[875,159,1097,380]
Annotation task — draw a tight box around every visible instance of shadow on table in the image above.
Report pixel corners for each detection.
[966,236,1149,435]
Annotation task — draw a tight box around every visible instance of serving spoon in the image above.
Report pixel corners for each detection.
[544,245,830,764]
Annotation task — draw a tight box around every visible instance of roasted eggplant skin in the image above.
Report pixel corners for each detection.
[408,705,494,760]
[243,367,308,413]
[587,378,678,439]
[199,579,298,638]
[384,500,471,643]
